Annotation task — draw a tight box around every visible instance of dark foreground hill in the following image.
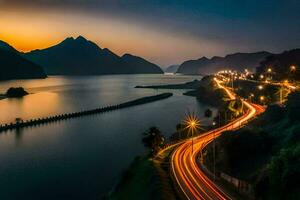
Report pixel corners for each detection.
[0,41,46,81]
[256,49,300,80]
[177,52,271,75]
[204,92,300,199]
[24,36,163,75]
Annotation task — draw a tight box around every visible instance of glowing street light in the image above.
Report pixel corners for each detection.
[183,112,201,154]
[267,68,272,73]
[290,65,296,71]
[249,93,254,102]
[190,121,196,128]
[260,96,265,105]
[260,74,264,79]
[258,85,264,90]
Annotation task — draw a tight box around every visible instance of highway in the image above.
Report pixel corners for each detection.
[171,78,265,200]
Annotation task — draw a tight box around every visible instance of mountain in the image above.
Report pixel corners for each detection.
[177,57,210,74]
[164,65,179,73]
[121,54,163,74]
[24,36,163,75]
[177,52,272,75]
[256,49,300,80]
[0,40,18,53]
[0,41,47,81]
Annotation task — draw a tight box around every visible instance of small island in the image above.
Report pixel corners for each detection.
[5,87,29,98]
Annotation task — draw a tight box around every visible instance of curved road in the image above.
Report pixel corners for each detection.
[171,79,265,200]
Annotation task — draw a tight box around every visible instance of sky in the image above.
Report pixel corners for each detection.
[0,0,299,66]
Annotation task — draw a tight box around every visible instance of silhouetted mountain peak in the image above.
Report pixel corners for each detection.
[0,47,46,80]
[101,48,120,59]
[61,37,75,43]
[177,51,272,74]
[23,36,163,75]
[122,53,131,57]
[76,35,88,42]
[211,56,222,61]
[198,56,209,61]
[121,53,163,74]
[225,51,271,58]
[122,53,137,59]
[0,40,18,53]
[59,36,91,46]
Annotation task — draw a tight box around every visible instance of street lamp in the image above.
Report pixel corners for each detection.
[260,96,265,105]
[260,74,264,80]
[183,113,201,154]
[267,68,272,73]
[258,85,264,90]
[249,93,254,102]
[290,65,296,72]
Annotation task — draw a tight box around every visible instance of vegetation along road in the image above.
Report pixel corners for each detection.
[170,78,265,200]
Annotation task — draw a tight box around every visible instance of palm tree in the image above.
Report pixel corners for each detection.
[142,126,165,156]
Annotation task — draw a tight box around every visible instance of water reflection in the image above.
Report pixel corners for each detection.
[0,74,215,200]
[0,75,202,124]
[0,92,60,123]
[14,128,24,146]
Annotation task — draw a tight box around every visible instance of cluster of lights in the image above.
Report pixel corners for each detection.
[216,68,256,82]
[258,65,297,82]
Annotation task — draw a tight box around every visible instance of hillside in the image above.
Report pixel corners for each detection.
[24,36,163,75]
[0,41,47,81]
[177,52,271,75]
[204,92,300,199]
[256,49,300,80]
[121,54,163,74]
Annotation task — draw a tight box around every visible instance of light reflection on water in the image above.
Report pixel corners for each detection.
[0,74,215,200]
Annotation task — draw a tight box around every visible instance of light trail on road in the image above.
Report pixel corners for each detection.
[171,78,265,200]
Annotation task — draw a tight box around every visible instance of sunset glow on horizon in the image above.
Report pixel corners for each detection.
[1,0,299,66]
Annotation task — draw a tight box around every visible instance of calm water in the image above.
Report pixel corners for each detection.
[0,74,215,200]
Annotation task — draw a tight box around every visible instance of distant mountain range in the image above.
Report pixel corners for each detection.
[0,36,163,80]
[24,36,163,75]
[0,41,47,81]
[177,52,272,75]
[164,65,179,73]
[1,36,298,80]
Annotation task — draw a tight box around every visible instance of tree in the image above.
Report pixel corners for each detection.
[286,91,300,122]
[142,127,165,156]
[204,109,213,118]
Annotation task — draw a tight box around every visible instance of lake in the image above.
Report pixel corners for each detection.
[0,74,215,199]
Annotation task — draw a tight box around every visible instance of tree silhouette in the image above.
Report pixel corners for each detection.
[204,109,213,118]
[142,126,165,156]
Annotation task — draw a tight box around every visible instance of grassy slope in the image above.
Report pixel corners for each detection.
[108,156,161,200]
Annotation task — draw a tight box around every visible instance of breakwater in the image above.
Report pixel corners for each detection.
[0,93,173,133]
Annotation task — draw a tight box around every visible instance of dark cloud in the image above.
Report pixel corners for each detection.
[1,0,300,56]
